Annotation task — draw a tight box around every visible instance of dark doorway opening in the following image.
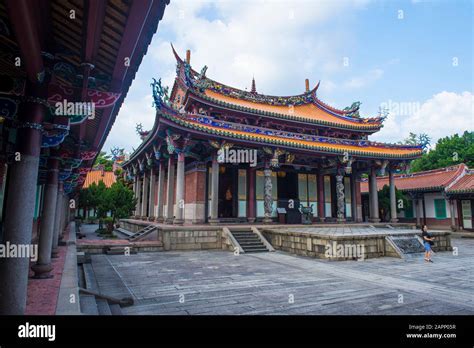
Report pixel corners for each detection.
[277,171,301,223]
[219,166,237,218]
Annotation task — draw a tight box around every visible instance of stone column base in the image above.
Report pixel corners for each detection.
[369,218,381,223]
[31,263,53,279]
[390,218,399,224]
[263,217,273,224]
[148,217,155,221]
[247,217,256,223]
[337,218,346,223]
[155,217,164,223]
[164,218,174,224]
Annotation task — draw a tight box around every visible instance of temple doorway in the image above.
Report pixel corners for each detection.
[219,166,237,218]
[276,171,301,224]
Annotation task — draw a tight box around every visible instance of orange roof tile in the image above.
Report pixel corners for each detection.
[360,164,466,192]
[203,89,378,129]
[83,170,116,188]
[447,171,474,193]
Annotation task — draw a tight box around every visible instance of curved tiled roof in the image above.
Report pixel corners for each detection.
[171,45,383,131]
[360,164,467,192]
[198,89,382,130]
[447,171,474,193]
[160,108,422,159]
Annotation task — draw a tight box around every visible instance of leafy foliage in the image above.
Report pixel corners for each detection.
[377,185,407,222]
[93,151,114,171]
[78,181,136,232]
[410,131,474,172]
[399,132,431,151]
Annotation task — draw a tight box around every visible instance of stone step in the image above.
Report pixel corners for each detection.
[233,235,260,239]
[234,238,261,242]
[128,225,157,241]
[240,246,266,250]
[80,295,99,315]
[83,264,99,291]
[237,241,266,246]
[115,228,135,237]
[244,248,269,253]
[96,298,112,315]
[230,229,269,253]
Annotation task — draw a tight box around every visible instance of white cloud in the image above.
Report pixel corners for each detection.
[103,95,155,154]
[104,0,372,152]
[343,68,384,89]
[372,91,474,145]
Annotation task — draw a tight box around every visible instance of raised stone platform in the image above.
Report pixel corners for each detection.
[117,219,451,260]
[261,226,451,260]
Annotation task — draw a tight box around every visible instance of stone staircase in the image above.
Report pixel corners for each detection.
[230,228,269,253]
[126,225,157,242]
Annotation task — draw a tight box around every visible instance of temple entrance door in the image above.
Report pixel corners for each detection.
[219,166,237,218]
[277,171,300,223]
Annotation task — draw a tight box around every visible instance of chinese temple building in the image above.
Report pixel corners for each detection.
[122,46,423,226]
[0,0,169,314]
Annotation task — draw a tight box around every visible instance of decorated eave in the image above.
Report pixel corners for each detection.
[170,44,385,133]
[123,99,422,172]
[0,0,169,194]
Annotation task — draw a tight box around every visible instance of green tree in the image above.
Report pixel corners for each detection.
[93,151,114,171]
[102,182,137,232]
[399,132,431,151]
[410,131,474,172]
[377,185,407,222]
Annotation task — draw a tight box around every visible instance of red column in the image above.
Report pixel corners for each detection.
[318,173,325,222]
[247,168,256,223]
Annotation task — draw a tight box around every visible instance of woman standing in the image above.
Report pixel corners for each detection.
[421,225,435,263]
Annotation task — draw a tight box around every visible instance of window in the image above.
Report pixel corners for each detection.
[434,199,447,219]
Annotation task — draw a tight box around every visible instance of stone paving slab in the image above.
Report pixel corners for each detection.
[89,237,474,315]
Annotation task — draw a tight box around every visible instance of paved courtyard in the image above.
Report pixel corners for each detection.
[92,236,474,315]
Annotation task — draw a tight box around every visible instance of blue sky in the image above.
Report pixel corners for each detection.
[104,0,473,154]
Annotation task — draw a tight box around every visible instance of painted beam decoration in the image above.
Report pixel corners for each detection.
[41,123,69,148]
